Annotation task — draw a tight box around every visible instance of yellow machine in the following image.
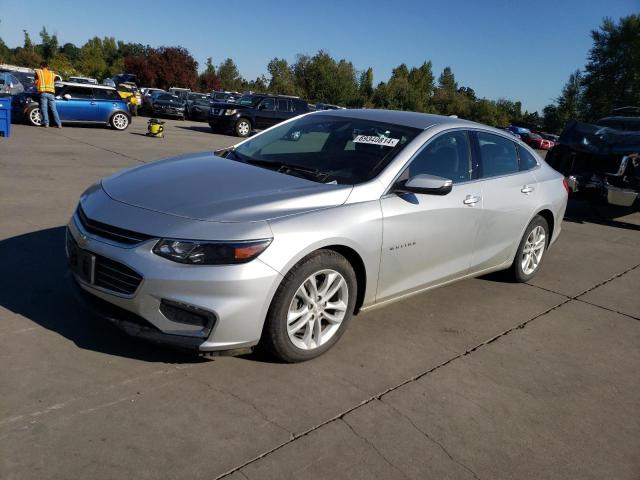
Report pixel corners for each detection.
[146,118,165,138]
[116,82,141,116]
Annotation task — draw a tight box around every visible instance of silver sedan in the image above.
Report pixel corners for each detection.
[67,110,568,361]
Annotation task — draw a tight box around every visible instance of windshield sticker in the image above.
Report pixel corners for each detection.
[353,135,400,147]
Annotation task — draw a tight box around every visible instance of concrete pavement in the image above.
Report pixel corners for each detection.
[1,119,638,479]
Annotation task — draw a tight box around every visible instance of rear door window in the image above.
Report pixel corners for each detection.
[277,99,290,112]
[477,132,520,178]
[518,145,539,171]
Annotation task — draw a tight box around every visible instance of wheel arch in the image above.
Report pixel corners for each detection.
[536,208,555,244]
[321,244,367,314]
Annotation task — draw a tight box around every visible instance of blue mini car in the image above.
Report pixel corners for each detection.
[13,82,131,130]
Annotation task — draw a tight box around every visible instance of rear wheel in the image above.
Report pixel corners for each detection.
[509,215,549,282]
[26,106,42,126]
[260,250,357,362]
[235,118,251,137]
[110,112,129,131]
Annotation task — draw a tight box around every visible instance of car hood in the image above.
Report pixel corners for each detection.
[101,152,353,223]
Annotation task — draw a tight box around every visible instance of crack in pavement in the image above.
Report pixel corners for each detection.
[217,263,640,479]
[191,377,294,440]
[215,297,573,479]
[574,297,640,322]
[378,399,481,480]
[341,417,412,480]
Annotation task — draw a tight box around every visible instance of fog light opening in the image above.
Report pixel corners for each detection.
[159,299,216,330]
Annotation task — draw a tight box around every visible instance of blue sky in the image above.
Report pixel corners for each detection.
[1,0,637,112]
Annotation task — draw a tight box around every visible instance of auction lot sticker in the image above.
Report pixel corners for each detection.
[353,135,399,147]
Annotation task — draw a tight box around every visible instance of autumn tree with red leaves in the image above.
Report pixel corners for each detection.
[124,46,198,89]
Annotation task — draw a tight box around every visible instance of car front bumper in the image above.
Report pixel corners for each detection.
[66,213,282,352]
[207,113,236,131]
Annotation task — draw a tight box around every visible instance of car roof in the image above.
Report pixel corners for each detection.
[311,108,484,130]
[59,81,116,90]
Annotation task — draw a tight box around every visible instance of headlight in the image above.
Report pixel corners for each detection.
[153,238,272,265]
[224,109,237,116]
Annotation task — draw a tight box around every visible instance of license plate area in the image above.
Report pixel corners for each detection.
[68,239,96,284]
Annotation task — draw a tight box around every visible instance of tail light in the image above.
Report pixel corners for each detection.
[562,178,570,195]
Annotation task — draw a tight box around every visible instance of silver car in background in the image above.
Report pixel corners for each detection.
[67,110,568,362]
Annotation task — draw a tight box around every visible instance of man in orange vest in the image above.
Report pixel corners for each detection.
[34,61,61,128]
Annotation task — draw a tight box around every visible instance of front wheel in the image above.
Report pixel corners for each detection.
[509,215,549,282]
[26,106,42,126]
[235,118,251,137]
[260,250,357,362]
[110,112,130,131]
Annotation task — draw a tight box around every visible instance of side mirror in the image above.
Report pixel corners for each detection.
[395,174,453,196]
[8,83,13,89]
[63,94,71,100]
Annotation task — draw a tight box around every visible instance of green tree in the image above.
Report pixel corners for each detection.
[50,53,79,77]
[267,57,297,95]
[217,58,243,91]
[60,42,80,64]
[581,14,640,120]
[407,61,435,111]
[358,67,374,105]
[78,37,107,78]
[385,64,411,110]
[542,104,563,133]
[556,69,583,126]
[38,27,58,61]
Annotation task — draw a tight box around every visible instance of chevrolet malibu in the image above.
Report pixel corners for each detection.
[67,110,568,362]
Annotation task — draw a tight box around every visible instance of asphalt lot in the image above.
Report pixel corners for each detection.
[1,118,639,479]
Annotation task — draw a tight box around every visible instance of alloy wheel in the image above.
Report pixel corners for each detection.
[286,269,349,350]
[237,120,250,136]
[521,225,546,275]
[112,113,128,130]
[29,108,42,126]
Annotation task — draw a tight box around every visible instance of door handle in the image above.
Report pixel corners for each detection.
[90,101,96,105]
[463,195,481,206]
[521,185,535,194]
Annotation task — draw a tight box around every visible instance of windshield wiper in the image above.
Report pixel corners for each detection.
[243,158,333,182]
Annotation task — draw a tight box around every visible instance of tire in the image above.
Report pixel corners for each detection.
[110,112,130,131]
[26,106,42,126]
[509,215,549,282]
[260,250,357,362]
[235,117,252,137]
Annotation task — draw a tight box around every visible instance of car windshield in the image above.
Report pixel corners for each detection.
[236,95,260,106]
[227,114,421,185]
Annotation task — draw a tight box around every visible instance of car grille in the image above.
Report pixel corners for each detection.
[212,108,224,116]
[94,255,143,295]
[67,232,143,296]
[77,206,153,245]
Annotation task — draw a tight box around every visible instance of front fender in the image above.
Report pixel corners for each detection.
[260,201,383,307]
